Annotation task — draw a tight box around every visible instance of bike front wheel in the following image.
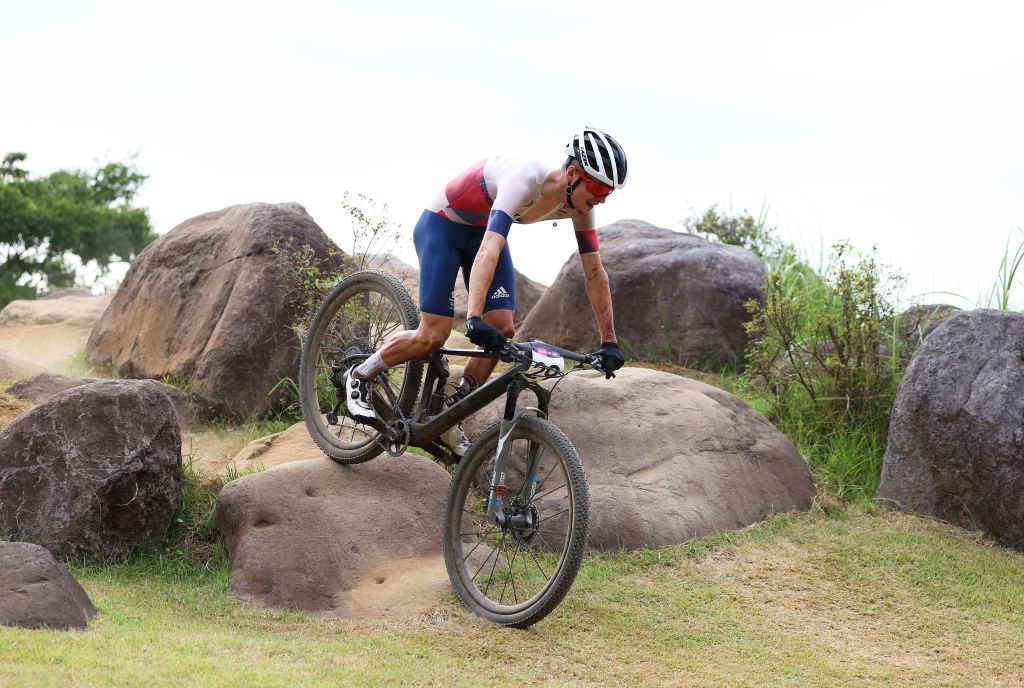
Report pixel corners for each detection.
[299,269,424,464]
[442,415,589,628]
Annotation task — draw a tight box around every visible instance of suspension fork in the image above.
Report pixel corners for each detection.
[486,379,547,526]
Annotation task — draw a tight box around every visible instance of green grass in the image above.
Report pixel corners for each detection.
[54,346,93,377]
[3,506,1022,686]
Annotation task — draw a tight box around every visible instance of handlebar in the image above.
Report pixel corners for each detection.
[504,339,606,374]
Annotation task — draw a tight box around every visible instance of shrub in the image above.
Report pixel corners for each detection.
[743,242,906,498]
[683,204,786,260]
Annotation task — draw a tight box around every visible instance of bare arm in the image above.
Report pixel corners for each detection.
[579,251,616,343]
[466,231,506,318]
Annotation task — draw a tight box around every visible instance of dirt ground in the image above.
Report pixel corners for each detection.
[0,294,250,476]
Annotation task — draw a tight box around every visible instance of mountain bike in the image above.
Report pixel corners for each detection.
[298,269,604,627]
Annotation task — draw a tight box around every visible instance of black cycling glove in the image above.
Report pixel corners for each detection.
[465,316,507,352]
[594,341,625,379]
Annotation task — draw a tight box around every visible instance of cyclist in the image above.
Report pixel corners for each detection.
[345,127,628,454]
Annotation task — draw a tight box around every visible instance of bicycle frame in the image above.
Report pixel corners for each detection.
[409,347,550,445]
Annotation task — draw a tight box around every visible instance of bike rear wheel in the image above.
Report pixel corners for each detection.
[299,270,424,464]
[442,415,589,627]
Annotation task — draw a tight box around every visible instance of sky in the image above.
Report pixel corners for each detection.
[3,1,1023,308]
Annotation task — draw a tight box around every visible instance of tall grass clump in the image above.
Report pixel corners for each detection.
[985,227,1024,310]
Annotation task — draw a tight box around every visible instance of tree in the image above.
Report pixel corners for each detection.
[0,152,157,306]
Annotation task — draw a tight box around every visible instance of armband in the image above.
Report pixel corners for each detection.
[574,229,599,254]
[485,209,513,238]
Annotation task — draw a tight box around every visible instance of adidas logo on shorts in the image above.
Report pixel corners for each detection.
[491,285,510,300]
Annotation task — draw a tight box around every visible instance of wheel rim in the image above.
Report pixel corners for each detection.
[452,433,576,614]
[303,281,414,451]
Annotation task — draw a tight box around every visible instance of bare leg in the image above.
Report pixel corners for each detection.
[463,309,515,386]
[374,312,454,372]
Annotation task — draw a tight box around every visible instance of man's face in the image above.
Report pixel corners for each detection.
[570,166,614,210]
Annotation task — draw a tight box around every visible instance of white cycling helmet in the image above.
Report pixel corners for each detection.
[565,127,628,189]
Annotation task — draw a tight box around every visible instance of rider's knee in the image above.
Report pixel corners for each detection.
[417,327,450,352]
[497,322,515,339]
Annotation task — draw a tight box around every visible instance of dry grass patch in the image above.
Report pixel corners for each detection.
[0,383,31,430]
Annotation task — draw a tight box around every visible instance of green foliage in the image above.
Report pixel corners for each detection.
[339,191,402,271]
[683,203,787,260]
[169,445,264,567]
[273,191,403,340]
[743,241,906,498]
[0,152,157,306]
[272,237,342,339]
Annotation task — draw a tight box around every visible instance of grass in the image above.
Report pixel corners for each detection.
[54,346,93,378]
[3,506,1023,686]
[0,381,32,430]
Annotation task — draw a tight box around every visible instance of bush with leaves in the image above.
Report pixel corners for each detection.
[270,193,404,421]
[743,242,906,497]
[683,204,787,259]
[272,192,404,336]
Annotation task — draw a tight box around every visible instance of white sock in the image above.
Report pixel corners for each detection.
[354,351,388,380]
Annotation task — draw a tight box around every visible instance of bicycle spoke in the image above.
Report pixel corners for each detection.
[525,542,553,581]
[536,507,571,526]
[444,413,587,626]
[299,272,423,463]
[500,539,522,605]
[481,531,506,597]
[531,481,569,504]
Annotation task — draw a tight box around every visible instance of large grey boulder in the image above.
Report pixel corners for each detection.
[878,310,1024,547]
[0,380,182,560]
[0,542,96,630]
[519,220,764,369]
[7,372,201,429]
[464,367,814,550]
[86,203,344,417]
[218,428,451,620]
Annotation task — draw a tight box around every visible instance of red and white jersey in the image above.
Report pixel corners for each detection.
[428,156,573,227]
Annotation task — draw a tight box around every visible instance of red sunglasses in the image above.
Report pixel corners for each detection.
[575,169,614,199]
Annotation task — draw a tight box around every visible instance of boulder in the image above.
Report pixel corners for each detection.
[0,542,96,630]
[892,303,960,364]
[217,432,451,620]
[0,380,182,560]
[519,220,764,369]
[227,420,336,473]
[878,310,1024,547]
[38,287,94,300]
[85,202,344,417]
[7,372,103,403]
[0,352,45,381]
[0,294,109,372]
[7,372,202,429]
[368,253,547,326]
[464,367,814,550]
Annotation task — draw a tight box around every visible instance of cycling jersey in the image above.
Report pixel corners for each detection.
[430,156,575,231]
[416,156,597,317]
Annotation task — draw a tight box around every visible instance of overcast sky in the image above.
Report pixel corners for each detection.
[3,1,1023,308]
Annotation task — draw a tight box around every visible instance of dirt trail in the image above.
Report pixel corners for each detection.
[0,294,249,476]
